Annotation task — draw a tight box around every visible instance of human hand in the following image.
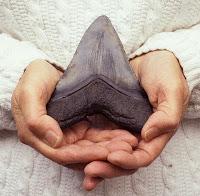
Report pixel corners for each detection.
[83,132,171,190]
[131,50,189,141]
[11,60,138,166]
[82,50,190,190]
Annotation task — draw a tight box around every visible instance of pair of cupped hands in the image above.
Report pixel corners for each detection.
[12,50,189,191]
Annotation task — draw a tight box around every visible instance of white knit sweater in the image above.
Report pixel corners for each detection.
[0,0,200,195]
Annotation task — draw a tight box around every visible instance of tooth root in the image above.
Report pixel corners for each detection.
[47,16,152,133]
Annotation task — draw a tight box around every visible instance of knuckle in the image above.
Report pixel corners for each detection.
[26,117,38,130]
[84,166,91,175]
[148,94,157,107]
[84,163,98,176]
[54,150,75,165]
[57,157,69,166]
[56,156,66,165]
[168,116,180,130]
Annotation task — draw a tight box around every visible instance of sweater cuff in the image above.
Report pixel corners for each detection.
[129,26,200,119]
[129,30,200,93]
[0,33,60,131]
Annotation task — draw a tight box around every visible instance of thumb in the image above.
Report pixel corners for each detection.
[26,114,64,148]
[141,90,183,141]
[18,60,64,147]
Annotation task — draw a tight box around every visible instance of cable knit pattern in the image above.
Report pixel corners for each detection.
[0,0,200,195]
[0,34,54,131]
[0,123,200,196]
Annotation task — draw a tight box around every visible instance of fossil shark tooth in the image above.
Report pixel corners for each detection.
[47,15,152,133]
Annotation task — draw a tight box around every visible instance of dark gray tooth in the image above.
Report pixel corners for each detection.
[47,15,152,133]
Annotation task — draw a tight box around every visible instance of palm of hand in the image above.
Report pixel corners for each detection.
[58,115,138,166]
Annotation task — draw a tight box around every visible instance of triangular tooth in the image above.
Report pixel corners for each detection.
[51,15,139,100]
[47,16,152,132]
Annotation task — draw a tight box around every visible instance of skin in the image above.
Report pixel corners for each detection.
[11,60,138,165]
[82,50,189,190]
[11,50,189,191]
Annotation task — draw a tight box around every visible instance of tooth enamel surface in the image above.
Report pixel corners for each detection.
[47,16,152,133]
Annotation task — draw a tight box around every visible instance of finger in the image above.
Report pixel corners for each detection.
[106,140,133,153]
[142,88,183,141]
[90,139,136,153]
[83,176,103,191]
[62,121,90,144]
[25,134,109,165]
[108,132,173,169]
[111,134,138,148]
[16,112,109,165]
[85,128,138,146]
[28,115,64,148]
[33,141,109,165]
[84,161,135,179]
[75,140,94,146]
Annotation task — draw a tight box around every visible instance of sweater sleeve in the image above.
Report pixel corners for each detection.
[129,24,200,119]
[0,33,60,131]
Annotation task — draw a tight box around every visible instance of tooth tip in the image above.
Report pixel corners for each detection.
[55,15,137,95]
[95,15,111,23]
[85,15,114,36]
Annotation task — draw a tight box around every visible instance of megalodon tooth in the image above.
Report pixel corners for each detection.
[47,15,152,133]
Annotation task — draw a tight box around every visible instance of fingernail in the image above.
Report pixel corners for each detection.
[144,127,158,141]
[44,131,58,147]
